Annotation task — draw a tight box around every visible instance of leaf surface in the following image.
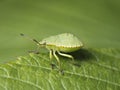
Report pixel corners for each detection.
[0,48,120,90]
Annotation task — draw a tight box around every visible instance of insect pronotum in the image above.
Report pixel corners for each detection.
[20,33,84,70]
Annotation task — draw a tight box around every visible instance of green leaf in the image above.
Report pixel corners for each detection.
[0,48,120,90]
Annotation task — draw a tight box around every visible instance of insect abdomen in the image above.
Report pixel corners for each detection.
[58,46,82,52]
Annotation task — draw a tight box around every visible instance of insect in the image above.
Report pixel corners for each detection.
[20,33,84,70]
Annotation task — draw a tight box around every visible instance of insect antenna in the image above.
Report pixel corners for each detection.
[20,33,41,46]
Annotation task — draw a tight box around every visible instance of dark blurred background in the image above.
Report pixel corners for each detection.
[0,0,120,63]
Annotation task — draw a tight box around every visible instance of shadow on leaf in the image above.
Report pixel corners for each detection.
[69,48,95,61]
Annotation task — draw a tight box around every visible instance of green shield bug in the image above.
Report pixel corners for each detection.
[20,33,83,70]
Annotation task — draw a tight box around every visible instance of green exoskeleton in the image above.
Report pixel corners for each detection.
[20,33,83,71]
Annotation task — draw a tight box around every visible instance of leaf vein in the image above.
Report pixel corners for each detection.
[0,75,44,90]
[65,71,120,87]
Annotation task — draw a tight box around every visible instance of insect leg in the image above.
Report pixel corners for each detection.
[49,50,56,69]
[49,49,53,60]
[57,51,80,67]
[53,50,61,69]
[28,46,40,54]
[57,51,74,61]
